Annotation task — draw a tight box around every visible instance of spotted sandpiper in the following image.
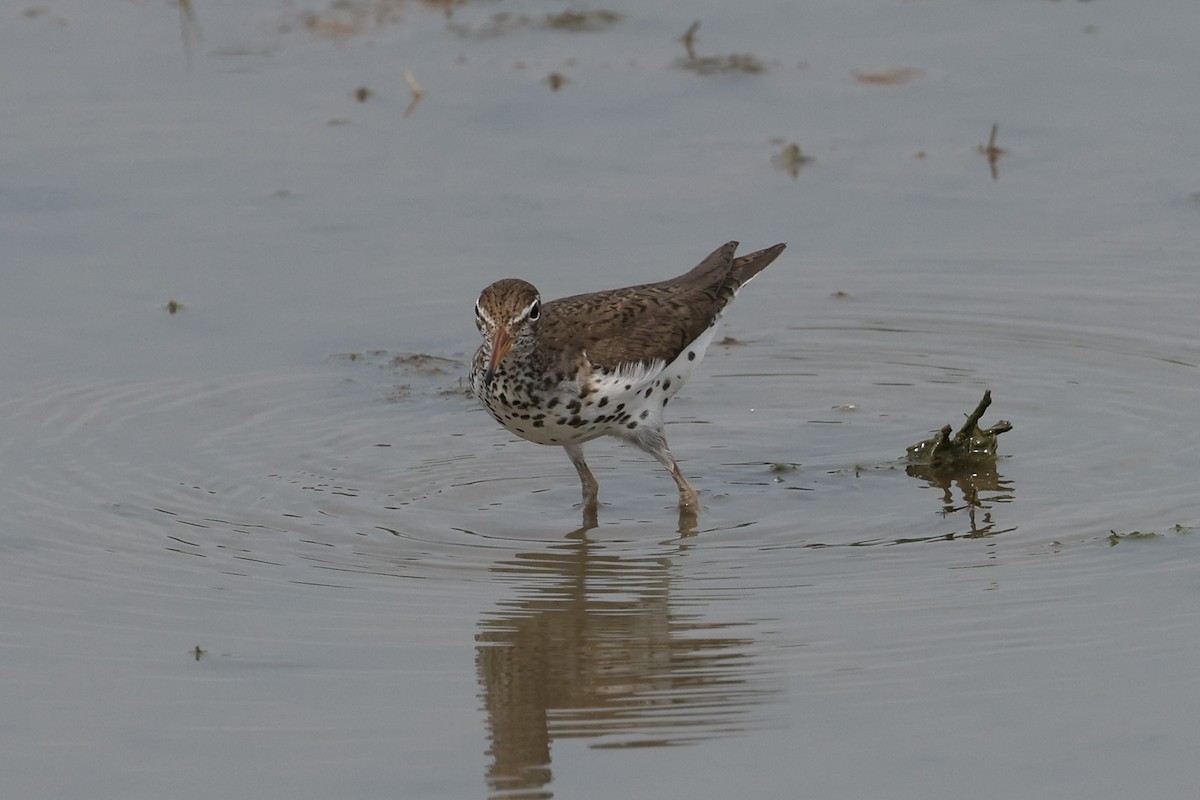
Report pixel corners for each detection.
[470,240,786,515]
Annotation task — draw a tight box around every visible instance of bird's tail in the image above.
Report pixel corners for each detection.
[730,242,787,286]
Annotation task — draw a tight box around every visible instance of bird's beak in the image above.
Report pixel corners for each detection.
[484,328,513,386]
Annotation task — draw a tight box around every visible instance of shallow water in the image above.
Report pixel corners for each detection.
[3,0,1199,798]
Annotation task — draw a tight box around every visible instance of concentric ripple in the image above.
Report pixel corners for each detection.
[1,310,1196,787]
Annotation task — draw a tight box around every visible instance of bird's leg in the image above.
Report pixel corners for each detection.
[631,427,700,513]
[665,460,700,513]
[563,444,600,513]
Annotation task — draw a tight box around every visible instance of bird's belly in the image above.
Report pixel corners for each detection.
[483,405,605,446]
[477,379,667,447]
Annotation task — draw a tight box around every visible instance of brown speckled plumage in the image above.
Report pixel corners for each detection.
[470,240,786,517]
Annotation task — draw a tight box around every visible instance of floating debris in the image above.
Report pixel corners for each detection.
[680,20,701,61]
[906,390,1012,467]
[403,70,425,117]
[332,351,463,378]
[678,52,765,75]
[906,391,1015,537]
[1109,524,1193,546]
[333,351,467,400]
[450,10,620,38]
[298,0,405,39]
[977,123,1006,181]
[544,10,621,31]
[354,86,373,103]
[853,67,924,85]
[165,300,185,315]
[772,142,813,179]
[389,352,460,375]
[546,72,568,91]
[675,19,766,75]
[1108,529,1164,545]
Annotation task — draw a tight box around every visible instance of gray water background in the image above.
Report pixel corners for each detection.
[2,1,1198,798]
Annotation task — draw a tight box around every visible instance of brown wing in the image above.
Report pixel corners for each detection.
[539,241,786,370]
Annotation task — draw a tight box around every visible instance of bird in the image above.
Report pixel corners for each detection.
[470,240,786,516]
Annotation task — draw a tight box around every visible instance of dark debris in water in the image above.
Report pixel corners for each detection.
[977,123,1006,181]
[331,351,466,398]
[542,10,620,32]
[771,142,813,179]
[852,67,924,85]
[1109,524,1194,546]
[906,390,1011,470]
[677,52,766,75]
[674,19,766,75]
[449,10,621,38]
[388,352,461,374]
[904,390,1015,536]
[332,350,461,373]
[297,1,404,39]
[680,20,701,60]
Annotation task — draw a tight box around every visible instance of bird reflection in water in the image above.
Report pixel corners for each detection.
[475,533,778,798]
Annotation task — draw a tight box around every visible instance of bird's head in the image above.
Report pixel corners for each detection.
[475,279,542,386]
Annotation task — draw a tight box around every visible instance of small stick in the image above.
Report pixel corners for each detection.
[681,20,700,61]
[403,70,425,118]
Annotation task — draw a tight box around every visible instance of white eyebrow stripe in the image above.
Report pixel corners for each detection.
[475,302,496,328]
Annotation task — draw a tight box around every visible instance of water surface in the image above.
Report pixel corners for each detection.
[2,1,1198,798]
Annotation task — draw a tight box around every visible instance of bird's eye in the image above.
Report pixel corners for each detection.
[528,301,541,321]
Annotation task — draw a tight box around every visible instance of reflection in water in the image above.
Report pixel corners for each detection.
[905,460,1016,540]
[476,536,776,798]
